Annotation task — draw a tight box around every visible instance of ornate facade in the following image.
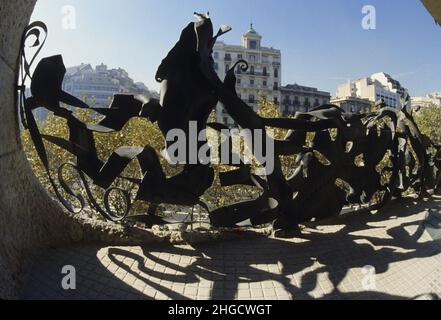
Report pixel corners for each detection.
[213,24,282,124]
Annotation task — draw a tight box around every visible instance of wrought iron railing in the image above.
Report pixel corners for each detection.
[17,13,441,237]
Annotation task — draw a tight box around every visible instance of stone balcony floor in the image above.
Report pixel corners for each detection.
[23,196,441,300]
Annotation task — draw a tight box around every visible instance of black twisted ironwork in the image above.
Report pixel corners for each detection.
[18,14,441,235]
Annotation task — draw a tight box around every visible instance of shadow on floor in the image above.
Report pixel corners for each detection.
[23,196,441,300]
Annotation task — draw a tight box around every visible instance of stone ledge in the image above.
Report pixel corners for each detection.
[62,213,270,247]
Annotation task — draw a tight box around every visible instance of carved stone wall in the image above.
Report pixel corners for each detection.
[0,0,69,299]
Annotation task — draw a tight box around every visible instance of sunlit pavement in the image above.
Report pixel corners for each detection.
[23,197,441,300]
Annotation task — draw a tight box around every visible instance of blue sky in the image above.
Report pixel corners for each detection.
[31,0,441,96]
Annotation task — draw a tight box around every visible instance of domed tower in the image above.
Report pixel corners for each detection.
[242,23,262,50]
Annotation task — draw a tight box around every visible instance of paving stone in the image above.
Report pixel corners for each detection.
[237,289,251,299]
[197,287,212,298]
[250,288,264,298]
[184,287,198,296]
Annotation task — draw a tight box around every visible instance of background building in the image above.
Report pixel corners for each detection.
[281,84,331,116]
[62,63,158,108]
[411,92,441,108]
[335,72,408,109]
[213,24,282,125]
[330,96,372,113]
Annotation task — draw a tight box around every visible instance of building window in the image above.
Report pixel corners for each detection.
[214,52,219,59]
[249,94,255,103]
[249,55,256,62]
[274,97,279,105]
[305,98,310,110]
[274,82,279,90]
[263,80,267,87]
[263,67,268,76]
[225,53,232,61]
[238,54,243,59]
[250,79,255,86]
[274,68,279,78]
[236,65,242,74]
[249,40,258,50]
[250,66,255,75]
[225,64,230,73]
[237,78,241,85]
[294,96,299,106]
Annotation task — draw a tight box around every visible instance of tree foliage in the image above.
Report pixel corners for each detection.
[414,103,441,144]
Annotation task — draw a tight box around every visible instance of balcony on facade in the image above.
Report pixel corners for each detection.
[236,68,269,77]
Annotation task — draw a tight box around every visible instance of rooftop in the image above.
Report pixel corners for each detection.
[282,84,331,96]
